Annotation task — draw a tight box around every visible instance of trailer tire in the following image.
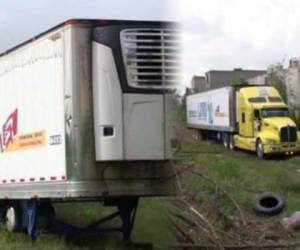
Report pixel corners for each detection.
[217,132,222,142]
[253,193,285,215]
[222,133,229,148]
[198,130,207,141]
[38,202,55,230]
[6,204,22,232]
[256,140,264,159]
[229,135,235,150]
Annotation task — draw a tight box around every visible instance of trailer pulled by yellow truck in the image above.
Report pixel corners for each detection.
[187,85,300,158]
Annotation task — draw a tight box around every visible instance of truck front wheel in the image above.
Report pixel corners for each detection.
[198,130,208,141]
[256,140,264,159]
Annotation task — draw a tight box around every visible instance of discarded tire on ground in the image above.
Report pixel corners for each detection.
[253,192,285,215]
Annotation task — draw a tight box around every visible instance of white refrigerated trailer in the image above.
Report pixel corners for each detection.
[0,19,180,240]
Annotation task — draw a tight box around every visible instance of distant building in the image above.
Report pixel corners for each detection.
[191,76,206,93]
[246,65,286,86]
[246,74,267,85]
[206,68,266,90]
[191,68,266,93]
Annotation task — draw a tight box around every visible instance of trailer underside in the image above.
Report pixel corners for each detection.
[0,178,177,200]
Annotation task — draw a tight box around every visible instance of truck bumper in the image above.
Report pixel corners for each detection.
[264,143,300,154]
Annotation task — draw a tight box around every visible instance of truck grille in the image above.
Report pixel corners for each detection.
[280,126,297,143]
[120,28,181,89]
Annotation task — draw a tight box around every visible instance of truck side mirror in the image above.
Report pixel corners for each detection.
[254,109,260,120]
[257,123,261,132]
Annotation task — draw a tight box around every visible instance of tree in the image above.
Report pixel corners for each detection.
[267,71,287,102]
[231,72,246,86]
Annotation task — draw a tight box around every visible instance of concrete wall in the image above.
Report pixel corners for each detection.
[190,69,266,94]
[246,74,267,85]
[206,69,266,90]
[285,58,300,110]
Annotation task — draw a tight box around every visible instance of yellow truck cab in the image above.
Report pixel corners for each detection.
[187,85,300,158]
[235,86,300,158]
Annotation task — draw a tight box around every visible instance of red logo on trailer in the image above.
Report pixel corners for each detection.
[0,109,18,151]
[0,109,46,153]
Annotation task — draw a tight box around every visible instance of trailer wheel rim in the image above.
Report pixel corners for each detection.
[223,134,229,148]
[229,136,235,150]
[6,207,17,232]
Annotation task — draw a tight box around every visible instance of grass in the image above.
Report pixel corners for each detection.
[172,135,300,245]
[0,198,172,250]
[176,137,300,218]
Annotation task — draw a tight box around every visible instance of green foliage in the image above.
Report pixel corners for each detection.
[290,108,300,129]
[267,72,287,102]
[172,100,186,124]
[167,92,187,127]
[231,73,244,85]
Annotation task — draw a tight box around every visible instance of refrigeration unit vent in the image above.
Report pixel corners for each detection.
[121,28,180,89]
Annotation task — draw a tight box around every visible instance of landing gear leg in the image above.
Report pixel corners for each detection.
[118,198,139,241]
[22,200,38,241]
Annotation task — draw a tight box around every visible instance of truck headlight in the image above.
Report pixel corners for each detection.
[266,139,277,145]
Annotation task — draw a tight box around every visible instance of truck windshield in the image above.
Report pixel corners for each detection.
[261,108,289,118]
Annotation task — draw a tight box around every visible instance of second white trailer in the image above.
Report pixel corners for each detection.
[187,87,237,132]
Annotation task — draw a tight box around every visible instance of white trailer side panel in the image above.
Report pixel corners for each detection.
[187,87,232,130]
[0,33,66,184]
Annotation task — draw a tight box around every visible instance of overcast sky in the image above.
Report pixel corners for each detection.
[179,0,300,86]
[2,1,300,89]
[0,0,176,52]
